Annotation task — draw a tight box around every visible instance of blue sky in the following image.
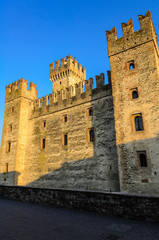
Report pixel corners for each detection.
[0,0,159,142]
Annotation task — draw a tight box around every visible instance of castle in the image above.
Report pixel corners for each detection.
[0,10,159,194]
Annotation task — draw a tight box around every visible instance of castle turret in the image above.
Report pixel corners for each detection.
[106,10,159,194]
[50,55,86,92]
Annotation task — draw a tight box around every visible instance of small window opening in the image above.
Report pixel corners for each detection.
[89,108,93,116]
[89,129,95,142]
[64,134,68,146]
[42,121,46,128]
[41,138,46,149]
[5,163,8,173]
[132,90,138,99]
[60,81,61,85]
[129,62,135,70]
[62,115,67,123]
[8,124,12,132]
[135,115,144,131]
[139,153,147,167]
[7,141,11,152]
[10,107,14,113]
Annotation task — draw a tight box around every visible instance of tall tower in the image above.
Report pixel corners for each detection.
[0,79,37,185]
[49,55,86,92]
[106,11,159,194]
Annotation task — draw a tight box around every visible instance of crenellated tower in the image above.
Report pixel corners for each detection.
[106,10,159,194]
[50,55,86,92]
[0,78,37,186]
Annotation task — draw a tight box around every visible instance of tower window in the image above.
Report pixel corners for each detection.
[62,134,68,146]
[88,128,95,142]
[41,138,46,149]
[41,120,46,128]
[87,107,93,116]
[89,108,93,116]
[137,151,148,167]
[6,141,11,152]
[62,114,67,123]
[10,107,14,113]
[135,115,144,131]
[127,60,135,70]
[129,63,135,70]
[8,124,12,132]
[132,90,138,99]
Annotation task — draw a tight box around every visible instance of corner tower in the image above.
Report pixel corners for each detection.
[0,79,37,186]
[106,11,159,194]
[50,55,86,92]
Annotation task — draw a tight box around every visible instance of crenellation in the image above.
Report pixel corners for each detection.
[30,76,112,118]
[96,73,105,89]
[106,10,159,58]
[121,19,134,37]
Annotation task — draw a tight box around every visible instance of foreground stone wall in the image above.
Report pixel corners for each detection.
[0,185,159,223]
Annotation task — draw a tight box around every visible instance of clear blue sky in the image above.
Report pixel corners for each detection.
[0,0,159,143]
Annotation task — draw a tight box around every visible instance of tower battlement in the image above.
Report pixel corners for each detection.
[50,55,86,92]
[5,78,37,102]
[106,10,158,57]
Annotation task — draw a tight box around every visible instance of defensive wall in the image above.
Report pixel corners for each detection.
[0,185,159,223]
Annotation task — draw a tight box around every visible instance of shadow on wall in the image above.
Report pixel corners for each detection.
[25,156,119,192]
[118,134,159,194]
[0,171,21,186]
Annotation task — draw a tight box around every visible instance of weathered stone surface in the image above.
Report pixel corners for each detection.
[0,185,159,223]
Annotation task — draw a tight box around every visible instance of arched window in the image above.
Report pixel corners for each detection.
[139,153,147,167]
[129,62,135,70]
[135,116,144,131]
[89,129,95,142]
[132,90,138,99]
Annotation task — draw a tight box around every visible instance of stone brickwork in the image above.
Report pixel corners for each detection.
[106,10,159,194]
[0,10,159,195]
[0,185,159,223]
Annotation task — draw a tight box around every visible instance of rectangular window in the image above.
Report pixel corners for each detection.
[8,124,12,132]
[64,134,68,145]
[6,141,11,152]
[10,107,14,113]
[127,60,135,70]
[62,134,68,146]
[41,120,46,128]
[62,114,67,123]
[41,138,46,149]
[86,107,93,117]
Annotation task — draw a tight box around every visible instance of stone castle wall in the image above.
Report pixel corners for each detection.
[0,74,120,192]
